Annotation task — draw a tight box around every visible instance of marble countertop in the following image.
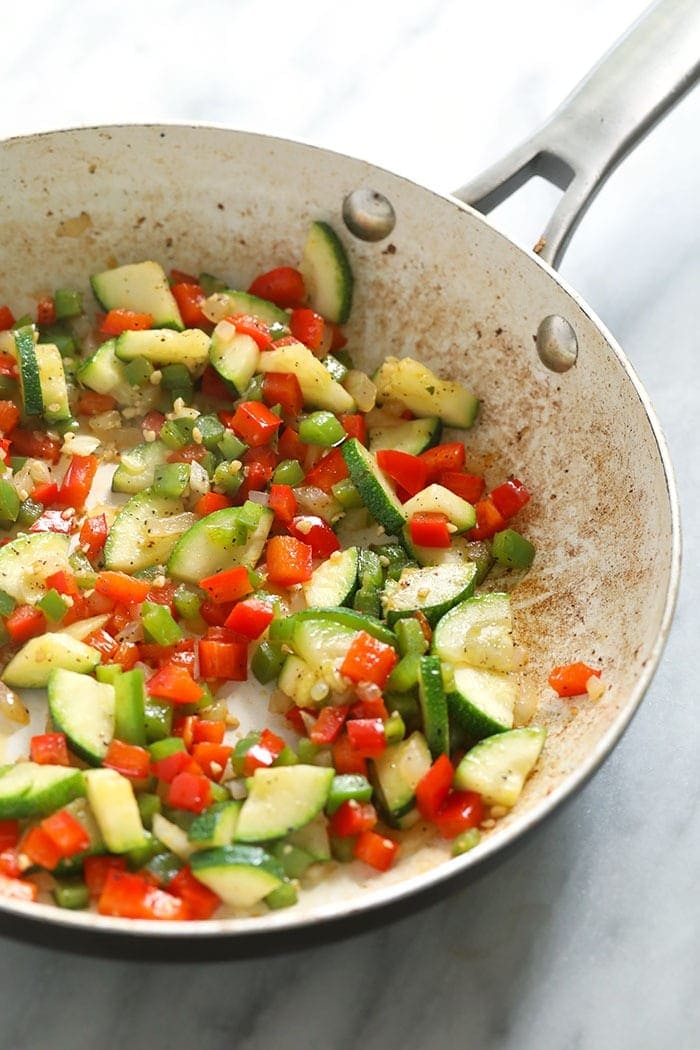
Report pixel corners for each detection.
[1,1,698,1047]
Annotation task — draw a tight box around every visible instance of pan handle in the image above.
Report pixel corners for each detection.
[452,0,700,269]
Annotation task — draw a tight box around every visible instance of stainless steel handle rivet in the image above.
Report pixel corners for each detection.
[342,188,396,241]
[536,315,578,372]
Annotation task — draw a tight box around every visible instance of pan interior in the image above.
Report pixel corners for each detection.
[0,125,678,936]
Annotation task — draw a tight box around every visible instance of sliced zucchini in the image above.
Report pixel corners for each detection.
[271,607,397,659]
[453,726,546,807]
[83,768,147,852]
[189,845,284,909]
[277,654,318,707]
[235,765,335,843]
[35,343,71,422]
[188,801,241,849]
[341,438,406,536]
[257,342,356,413]
[209,322,260,394]
[408,535,494,582]
[202,289,290,328]
[418,655,449,757]
[381,562,477,628]
[302,546,359,608]
[374,356,479,429]
[76,338,159,409]
[432,593,516,673]
[445,665,516,739]
[370,731,432,826]
[151,813,193,861]
[0,763,85,820]
[62,613,111,641]
[286,812,331,861]
[0,532,71,605]
[14,326,43,416]
[104,492,195,573]
[167,502,273,584]
[111,440,169,495]
[300,221,354,325]
[2,632,100,689]
[114,328,210,372]
[48,668,115,765]
[402,484,476,533]
[90,260,183,330]
[368,417,442,455]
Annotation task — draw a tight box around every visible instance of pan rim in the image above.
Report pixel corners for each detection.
[0,121,682,944]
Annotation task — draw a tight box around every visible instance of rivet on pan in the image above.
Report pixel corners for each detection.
[536,315,578,372]
[342,188,396,242]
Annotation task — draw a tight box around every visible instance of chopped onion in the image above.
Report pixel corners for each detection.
[188,461,210,499]
[88,410,122,433]
[202,296,235,325]
[344,369,377,413]
[247,490,270,506]
[586,675,607,702]
[0,682,30,727]
[294,485,342,522]
[227,779,248,801]
[61,433,101,457]
[151,512,198,538]
[116,619,144,644]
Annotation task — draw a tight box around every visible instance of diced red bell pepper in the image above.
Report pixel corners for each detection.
[28,510,77,535]
[98,868,190,920]
[36,296,56,325]
[326,320,347,351]
[339,414,367,445]
[147,663,204,705]
[376,450,429,497]
[197,600,232,628]
[86,628,120,662]
[328,800,377,838]
[194,491,232,516]
[490,478,531,519]
[170,268,199,284]
[240,728,286,776]
[345,718,386,758]
[95,571,151,606]
[22,825,63,869]
[354,829,399,871]
[268,483,297,525]
[303,446,348,493]
[438,471,485,504]
[0,873,38,902]
[192,719,226,745]
[171,283,209,328]
[0,821,20,851]
[277,426,307,463]
[331,733,368,776]
[287,515,340,558]
[340,632,399,689]
[290,308,325,350]
[224,597,274,640]
[167,443,210,465]
[103,739,152,781]
[226,313,273,350]
[56,454,98,510]
[200,364,231,400]
[9,428,62,463]
[408,512,451,548]
[29,732,70,766]
[40,809,91,857]
[84,854,128,897]
[309,705,349,746]
[229,400,282,447]
[45,569,81,601]
[0,351,17,376]
[5,605,46,644]
[167,771,212,813]
[432,790,484,839]
[168,865,220,920]
[113,642,140,671]
[100,309,153,335]
[248,266,305,309]
[76,390,118,416]
[349,695,388,720]
[173,714,198,750]
[266,535,313,586]
[151,749,201,784]
[78,513,108,560]
[548,662,601,698]
[262,371,304,416]
[191,742,233,782]
[197,639,248,681]
[468,497,507,540]
[0,400,20,435]
[415,754,454,820]
[31,481,59,506]
[419,442,466,480]
[0,848,22,878]
[199,565,253,605]
[0,306,15,332]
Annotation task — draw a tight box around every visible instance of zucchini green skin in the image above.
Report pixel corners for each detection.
[374,356,479,429]
[0,763,86,820]
[189,845,285,909]
[0,532,71,605]
[431,592,516,673]
[453,727,546,807]
[445,665,516,740]
[111,440,169,495]
[370,732,432,826]
[104,492,192,573]
[300,221,354,324]
[114,328,210,372]
[203,289,290,328]
[35,342,71,422]
[269,607,397,649]
[167,503,273,584]
[14,326,43,416]
[368,417,442,456]
[418,655,449,757]
[2,633,100,689]
[209,324,260,394]
[90,260,184,330]
[382,562,478,628]
[302,547,359,608]
[341,438,406,537]
[48,669,115,766]
[235,765,335,843]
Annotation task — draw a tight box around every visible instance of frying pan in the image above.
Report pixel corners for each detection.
[0,0,694,957]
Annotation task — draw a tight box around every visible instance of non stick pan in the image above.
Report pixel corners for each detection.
[0,0,693,956]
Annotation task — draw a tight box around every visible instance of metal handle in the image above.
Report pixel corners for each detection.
[453,0,700,269]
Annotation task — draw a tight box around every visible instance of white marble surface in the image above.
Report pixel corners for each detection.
[1,1,699,1047]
